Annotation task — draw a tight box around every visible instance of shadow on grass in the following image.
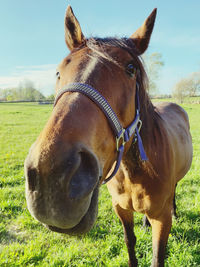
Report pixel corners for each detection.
[0,178,23,188]
[0,229,19,244]
[176,210,200,224]
[80,223,112,241]
[172,210,200,243]
[1,205,23,215]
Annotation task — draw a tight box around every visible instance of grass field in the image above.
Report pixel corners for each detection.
[0,102,199,267]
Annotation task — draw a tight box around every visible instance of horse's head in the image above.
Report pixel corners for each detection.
[24,6,156,235]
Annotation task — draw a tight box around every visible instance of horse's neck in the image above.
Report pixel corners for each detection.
[123,99,162,177]
[138,95,157,141]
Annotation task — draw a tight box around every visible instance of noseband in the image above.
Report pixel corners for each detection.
[54,82,147,184]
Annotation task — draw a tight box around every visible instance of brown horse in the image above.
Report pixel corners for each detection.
[24,6,193,267]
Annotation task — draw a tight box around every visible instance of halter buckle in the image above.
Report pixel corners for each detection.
[116,129,126,151]
[132,119,142,144]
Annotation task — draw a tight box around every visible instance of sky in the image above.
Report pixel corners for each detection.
[0,0,199,96]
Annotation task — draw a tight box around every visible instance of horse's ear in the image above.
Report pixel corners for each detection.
[64,6,85,51]
[130,8,157,55]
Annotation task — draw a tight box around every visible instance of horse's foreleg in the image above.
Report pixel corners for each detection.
[172,183,177,218]
[113,204,138,267]
[148,205,172,267]
[143,215,151,228]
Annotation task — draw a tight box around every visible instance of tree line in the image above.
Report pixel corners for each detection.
[143,53,200,101]
[172,71,200,102]
[0,80,54,102]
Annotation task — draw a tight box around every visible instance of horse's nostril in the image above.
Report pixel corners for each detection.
[69,150,99,199]
[27,168,37,191]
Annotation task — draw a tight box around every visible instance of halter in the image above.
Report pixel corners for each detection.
[54,82,147,184]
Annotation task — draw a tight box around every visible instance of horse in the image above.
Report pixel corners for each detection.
[24,6,193,267]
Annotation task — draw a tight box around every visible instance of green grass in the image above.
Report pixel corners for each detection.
[0,102,200,267]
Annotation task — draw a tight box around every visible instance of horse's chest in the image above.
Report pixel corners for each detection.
[108,177,167,215]
[108,181,150,213]
[131,186,151,213]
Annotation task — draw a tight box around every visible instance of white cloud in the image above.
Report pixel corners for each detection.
[0,64,57,96]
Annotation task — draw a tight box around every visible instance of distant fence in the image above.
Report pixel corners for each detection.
[0,100,54,104]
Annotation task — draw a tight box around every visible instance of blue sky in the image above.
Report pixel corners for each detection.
[0,0,199,95]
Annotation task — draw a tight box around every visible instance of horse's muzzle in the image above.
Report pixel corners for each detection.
[24,144,101,232]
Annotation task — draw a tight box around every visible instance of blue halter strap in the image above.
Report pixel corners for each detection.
[54,82,148,184]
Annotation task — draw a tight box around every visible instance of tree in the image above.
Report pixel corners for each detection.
[172,78,189,103]
[172,71,200,102]
[142,52,164,96]
[0,88,16,101]
[186,72,200,96]
[46,94,55,101]
[18,79,45,101]
[0,79,45,101]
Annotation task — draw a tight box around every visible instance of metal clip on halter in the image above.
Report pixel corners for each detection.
[116,129,126,151]
[137,119,142,132]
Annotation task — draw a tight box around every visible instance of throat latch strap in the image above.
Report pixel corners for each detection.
[54,82,147,184]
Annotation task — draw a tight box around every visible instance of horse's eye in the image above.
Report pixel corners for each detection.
[126,64,136,77]
[56,71,60,79]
